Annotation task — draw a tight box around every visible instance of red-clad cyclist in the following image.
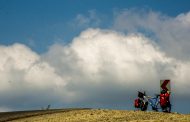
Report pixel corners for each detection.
[160,89,171,113]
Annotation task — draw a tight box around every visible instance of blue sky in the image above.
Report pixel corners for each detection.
[0,0,190,113]
[0,0,190,52]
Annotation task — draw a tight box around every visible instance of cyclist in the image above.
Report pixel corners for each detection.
[160,89,171,112]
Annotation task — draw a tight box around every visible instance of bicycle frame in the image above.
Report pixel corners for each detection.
[144,95,161,111]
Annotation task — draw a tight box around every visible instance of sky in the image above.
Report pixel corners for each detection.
[0,0,190,113]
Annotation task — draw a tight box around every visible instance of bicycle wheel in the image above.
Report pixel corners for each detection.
[152,106,158,111]
[141,101,148,111]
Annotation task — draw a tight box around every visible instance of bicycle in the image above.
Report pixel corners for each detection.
[138,93,171,112]
[144,94,160,111]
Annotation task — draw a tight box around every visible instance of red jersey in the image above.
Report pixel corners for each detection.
[160,92,170,107]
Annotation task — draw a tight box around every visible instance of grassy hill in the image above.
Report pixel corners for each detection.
[0,109,190,122]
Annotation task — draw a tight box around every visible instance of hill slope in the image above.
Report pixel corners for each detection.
[1,109,190,122]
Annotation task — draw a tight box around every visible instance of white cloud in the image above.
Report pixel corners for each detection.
[113,9,190,61]
[0,43,67,110]
[43,29,190,108]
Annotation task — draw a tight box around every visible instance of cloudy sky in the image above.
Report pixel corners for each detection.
[0,0,190,113]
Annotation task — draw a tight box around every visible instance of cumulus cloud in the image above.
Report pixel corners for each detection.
[44,28,189,111]
[0,10,190,113]
[0,44,66,110]
[113,9,190,61]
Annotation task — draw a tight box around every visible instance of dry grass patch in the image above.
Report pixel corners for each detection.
[8,109,190,122]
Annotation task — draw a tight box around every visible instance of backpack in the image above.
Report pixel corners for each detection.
[134,98,141,108]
